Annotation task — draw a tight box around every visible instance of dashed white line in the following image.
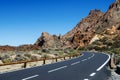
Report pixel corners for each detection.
[22,75,39,80]
[71,61,80,65]
[87,53,95,59]
[84,79,89,80]
[48,66,67,73]
[96,54,110,71]
[82,53,95,62]
[92,53,94,57]
[80,54,84,57]
[89,72,96,76]
[88,57,91,59]
[82,59,87,61]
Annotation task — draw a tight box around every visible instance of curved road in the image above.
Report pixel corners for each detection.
[0,52,110,80]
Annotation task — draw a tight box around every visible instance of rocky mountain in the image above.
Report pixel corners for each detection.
[62,10,104,48]
[34,32,63,48]
[62,0,120,49]
[93,0,120,33]
[63,10,104,38]
[34,0,120,49]
[0,0,120,51]
[33,10,104,49]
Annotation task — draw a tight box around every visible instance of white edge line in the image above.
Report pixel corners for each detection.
[22,74,39,80]
[90,72,96,76]
[48,66,67,73]
[96,53,110,71]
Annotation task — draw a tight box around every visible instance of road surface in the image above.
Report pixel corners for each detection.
[0,52,110,80]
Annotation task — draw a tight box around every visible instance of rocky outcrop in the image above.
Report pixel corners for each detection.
[62,0,120,48]
[34,32,54,47]
[34,32,62,48]
[62,10,103,48]
[63,9,104,39]
[93,0,120,33]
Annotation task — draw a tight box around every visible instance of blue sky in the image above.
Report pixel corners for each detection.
[0,0,115,46]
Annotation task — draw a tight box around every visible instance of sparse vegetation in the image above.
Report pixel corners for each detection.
[0,48,80,63]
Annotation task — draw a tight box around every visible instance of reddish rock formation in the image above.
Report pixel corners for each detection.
[34,32,62,48]
[62,10,103,48]
[93,0,120,33]
[63,9,104,39]
[62,0,120,49]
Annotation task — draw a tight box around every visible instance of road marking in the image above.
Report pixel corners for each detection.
[71,61,80,65]
[91,53,95,58]
[84,79,89,80]
[88,53,95,59]
[22,75,39,80]
[80,54,84,57]
[90,72,96,76]
[88,57,91,59]
[82,59,87,61]
[48,66,67,73]
[96,54,110,71]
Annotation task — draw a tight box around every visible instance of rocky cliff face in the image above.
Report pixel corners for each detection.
[62,0,120,49]
[63,10,104,39]
[93,0,120,33]
[62,10,104,48]
[34,32,63,48]
[34,10,104,49]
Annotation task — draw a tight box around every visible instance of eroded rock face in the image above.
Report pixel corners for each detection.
[62,0,120,48]
[62,10,103,48]
[34,32,53,47]
[63,10,104,39]
[34,32,62,48]
[94,0,120,33]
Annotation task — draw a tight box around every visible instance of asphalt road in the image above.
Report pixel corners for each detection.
[0,52,110,80]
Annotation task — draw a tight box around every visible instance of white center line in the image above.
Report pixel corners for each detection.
[90,72,96,76]
[88,57,91,59]
[80,54,84,57]
[91,54,94,57]
[22,74,39,80]
[71,61,80,65]
[48,66,67,73]
[82,59,87,61]
[87,53,95,59]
